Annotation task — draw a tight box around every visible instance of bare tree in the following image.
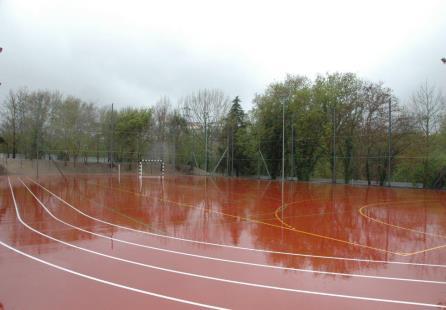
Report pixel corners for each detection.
[359,82,390,185]
[182,89,230,172]
[1,91,18,158]
[25,90,61,159]
[0,88,28,158]
[411,81,445,144]
[182,89,230,126]
[152,96,171,161]
[410,81,445,187]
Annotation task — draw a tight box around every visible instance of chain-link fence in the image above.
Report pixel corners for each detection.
[1,122,445,190]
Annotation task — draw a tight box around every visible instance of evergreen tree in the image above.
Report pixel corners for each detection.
[227,96,245,176]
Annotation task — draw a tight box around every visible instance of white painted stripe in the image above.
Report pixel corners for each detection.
[0,241,227,310]
[6,178,226,310]
[28,177,446,269]
[9,178,446,309]
[19,178,446,285]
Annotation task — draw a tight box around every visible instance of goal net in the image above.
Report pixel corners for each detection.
[138,159,165,178]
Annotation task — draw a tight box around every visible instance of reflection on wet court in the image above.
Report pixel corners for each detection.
[1,175,446,309]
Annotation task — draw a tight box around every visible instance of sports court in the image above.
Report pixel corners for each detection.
[2,1,446,309]
[1,168,446,309]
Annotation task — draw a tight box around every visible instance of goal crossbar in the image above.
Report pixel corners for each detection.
[138,159,165,178]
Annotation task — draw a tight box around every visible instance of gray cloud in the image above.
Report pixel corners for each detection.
[1,0,445,112]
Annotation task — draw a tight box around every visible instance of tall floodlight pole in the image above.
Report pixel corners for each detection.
[388,97,392,187]
[332,106,337,184]
[226,123,230,176]
[36,97,41,179]
[231,125,234,176]
[204,111,208,175]
[281,96,286,221]
[111,103,114,169]
[36,126,39,179]
[291,112,294,179]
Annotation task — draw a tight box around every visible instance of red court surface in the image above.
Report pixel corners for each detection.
[1,175,446,309]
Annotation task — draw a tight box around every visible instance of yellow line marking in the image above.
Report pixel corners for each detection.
[405,244,446,256]
[77,177,446,257]
[358,201,446,239]
[273,204,405,256]
[95,180,407,257]
[276,198,446,257]
[254,209,351,222]
[358,200,446,256]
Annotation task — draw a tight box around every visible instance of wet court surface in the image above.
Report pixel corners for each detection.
[1,175,446,309]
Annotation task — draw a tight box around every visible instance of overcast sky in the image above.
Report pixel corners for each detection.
[0,0,445,111]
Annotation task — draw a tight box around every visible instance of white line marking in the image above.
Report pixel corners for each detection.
[5,178,227,310]
[9,178,446,309]
[0,241,227,310]
[20,178,446,285]
[28,177,446,269]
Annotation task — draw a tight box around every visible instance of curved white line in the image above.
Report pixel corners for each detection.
[9,178,446,309]
[28,177,446,269]
[20,178,446,285]
[0,242,227,310]
[5,178,226,310]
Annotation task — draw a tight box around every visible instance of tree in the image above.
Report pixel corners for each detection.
[49,96,98,165]
[253,85,286,179]
[226,96,245,176]
[19,90,60,159]
[253,75,320,179]
[410,81,445,187]
[1,91,19,158]
[411,81,444,143]
[358,82,392,185]
[289,80,327,180]
[168,109,188,171]
[0,88,28,158]
[313,73,364,183]
[152,97,171,161]
[182,89,230,172]
[114,108,152,166]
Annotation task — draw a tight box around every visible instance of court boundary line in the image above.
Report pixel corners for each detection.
[8,177,446,309]
[19,178,446,285]
[149,179,446,256]
[27,176,446,269]
[275,201,446,257]
[90,178,407,256]
[359,201,446,239]
[358,202,446,256]
[273,205,406,256]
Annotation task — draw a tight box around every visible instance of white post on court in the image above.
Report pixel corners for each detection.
[118,164,120,183]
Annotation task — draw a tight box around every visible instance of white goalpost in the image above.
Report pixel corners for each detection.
[138,159,165,179]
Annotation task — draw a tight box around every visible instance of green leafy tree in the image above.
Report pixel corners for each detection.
[49,96,98,165]
[291,85,328,180]
[254,75,328,180]
[313,73,364,183]
[115,108,152,166]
